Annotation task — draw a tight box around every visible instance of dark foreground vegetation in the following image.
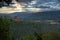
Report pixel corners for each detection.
[0,16,16,40]
[0,16,60,40]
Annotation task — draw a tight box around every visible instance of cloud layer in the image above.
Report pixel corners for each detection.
[0,0,60,14]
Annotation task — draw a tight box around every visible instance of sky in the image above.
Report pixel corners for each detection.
[21,0,59,7]
[16,0,32,3]
[0,0,60,14]
[17,0,59,3]
[20,0,60,10]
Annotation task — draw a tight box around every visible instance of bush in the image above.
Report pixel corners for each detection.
[22,33,37,40]
[0,17,11,40]
[42,31,60,40]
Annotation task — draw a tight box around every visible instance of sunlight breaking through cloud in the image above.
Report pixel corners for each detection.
[0,0,60,14]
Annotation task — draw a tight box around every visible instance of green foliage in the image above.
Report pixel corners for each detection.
[22,34,37,40]
[0,17,11,40]
[0,16,10,27]
[0,16,17,40]
[9,18,60,40]
[19,31,60,40]
[42,31,60,40]
[34,32,42,40]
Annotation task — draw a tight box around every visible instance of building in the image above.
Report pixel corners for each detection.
[12,16,23,21]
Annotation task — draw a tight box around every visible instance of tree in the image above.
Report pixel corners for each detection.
[0,17,11,40]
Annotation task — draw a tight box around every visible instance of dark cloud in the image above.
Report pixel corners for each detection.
[58,0,60,2]
[16,0,33,3]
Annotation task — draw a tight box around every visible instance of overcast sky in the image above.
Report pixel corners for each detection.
[16,0,32,3]
[17,0,59,3]
[0,0,60,13]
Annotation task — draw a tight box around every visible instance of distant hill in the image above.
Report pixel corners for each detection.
[0,10,60,21]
